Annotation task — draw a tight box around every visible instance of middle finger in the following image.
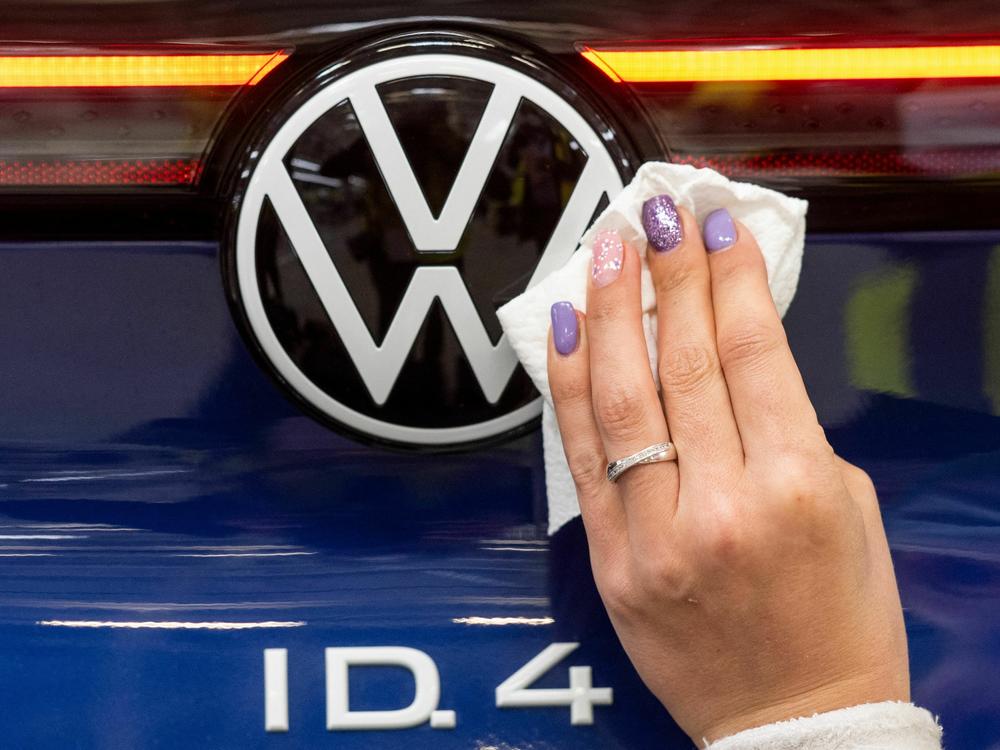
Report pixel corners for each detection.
[644,197,743,479]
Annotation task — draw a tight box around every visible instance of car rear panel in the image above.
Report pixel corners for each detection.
[1,3,999,748]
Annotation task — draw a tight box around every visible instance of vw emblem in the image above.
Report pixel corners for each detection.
[231,42,628,447]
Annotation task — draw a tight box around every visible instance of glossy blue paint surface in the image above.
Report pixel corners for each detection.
[0,236,997,748]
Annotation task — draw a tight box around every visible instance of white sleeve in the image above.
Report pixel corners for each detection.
[703,701,943,750]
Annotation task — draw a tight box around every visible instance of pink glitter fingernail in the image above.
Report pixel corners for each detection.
[592,229,624,288]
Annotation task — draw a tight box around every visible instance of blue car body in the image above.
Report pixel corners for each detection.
[1,2,999,747]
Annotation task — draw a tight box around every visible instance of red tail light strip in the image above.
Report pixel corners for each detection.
[0,52,288,88]
[581,45,1000,83]
[0,159,202,186]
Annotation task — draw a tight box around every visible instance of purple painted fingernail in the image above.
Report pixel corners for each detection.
[551,301,579,356]
[642,194,683,252]
[703,208,737,252]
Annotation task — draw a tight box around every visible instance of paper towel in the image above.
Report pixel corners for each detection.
[497,162,808,534]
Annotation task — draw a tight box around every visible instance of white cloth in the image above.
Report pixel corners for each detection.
[497,162,808,534]
[705,701,943,750]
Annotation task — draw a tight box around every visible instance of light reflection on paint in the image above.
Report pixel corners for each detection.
[13,524,139,532]
[478,539,546,545]
[171,552,317,558]
[37,620,306,630]
[20,469,190,483]
[0,553,54,557]
[452,616,554,626]
[481,547,547,553]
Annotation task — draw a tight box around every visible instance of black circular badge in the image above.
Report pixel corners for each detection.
[228,34,633,449]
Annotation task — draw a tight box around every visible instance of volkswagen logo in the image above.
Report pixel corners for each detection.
[229,35,631,448]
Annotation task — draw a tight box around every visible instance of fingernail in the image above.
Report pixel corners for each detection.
[703,208,737,252]
[551,301,579,355]
[591,229,624,288]
[642,194,683,252]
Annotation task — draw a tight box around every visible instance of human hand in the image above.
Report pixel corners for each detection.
[546,198,910,743]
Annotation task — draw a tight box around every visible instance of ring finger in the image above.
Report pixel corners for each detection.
[586,229,679,524]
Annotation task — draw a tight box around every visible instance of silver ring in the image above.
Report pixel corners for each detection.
[606,441,677,483]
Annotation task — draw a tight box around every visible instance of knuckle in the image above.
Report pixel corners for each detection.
[715,240,766,279]
[756,449,858,535]
[704,515,746,562]
[593,383,651,440]
[842,462,877,498]
[777,455,818,497]
[767,454,831,512]
[806,423,835,453]
[843,461,873,488]
[550,371,590,407]
[658,343,721,398]
[653,257,703,297]
[586,301,618,327]
[565,444,607,496]
[634,550,691,601]
[717,322,785,371]
[599,568,642,615]
[782,435,834,470]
